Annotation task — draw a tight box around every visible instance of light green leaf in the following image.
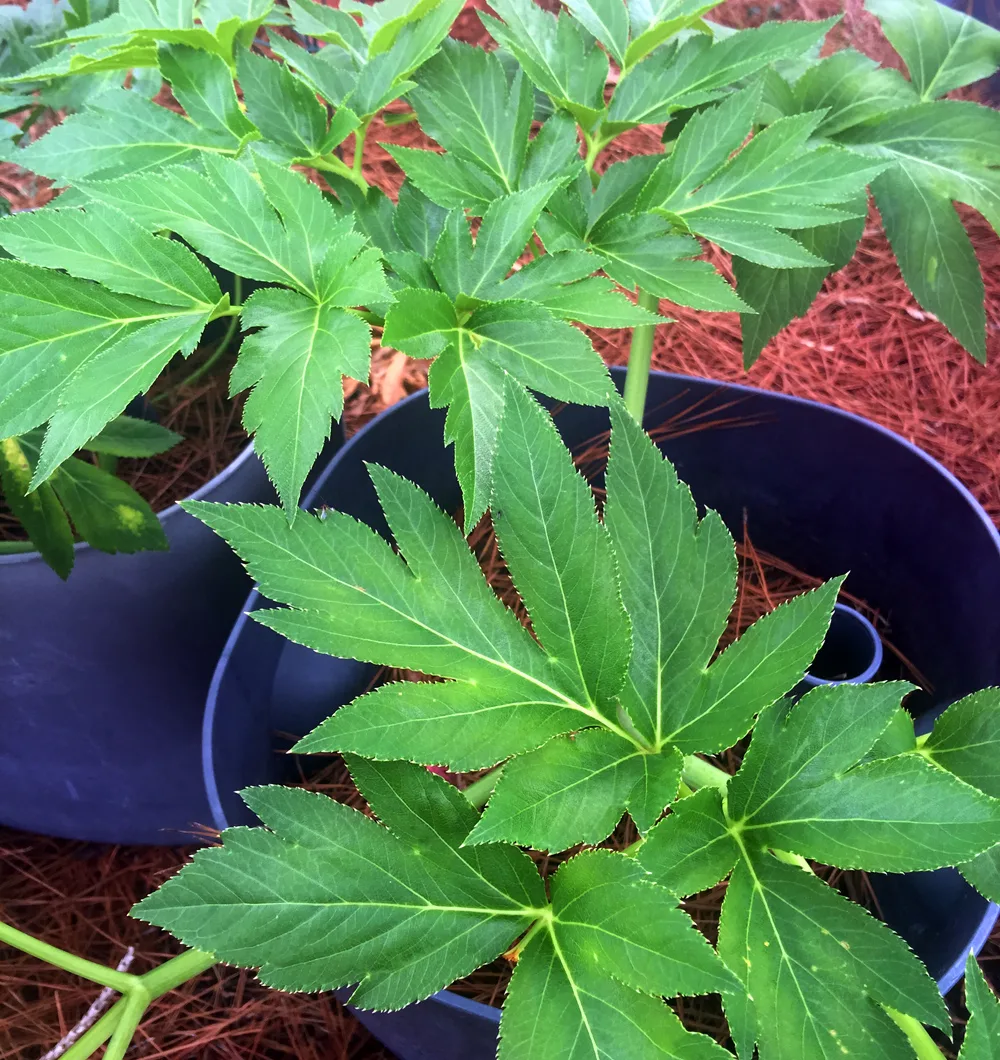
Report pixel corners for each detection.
[607,20,835,129]
[960,954,1000,1060]
[961,844,1000,904]
[388,144,507,212]
[604,400,737,748]
[233,287,371,512]
[591,214,751,312]
[623,0,715,69]
[867,0,1000,100]
[467,729,666,850]
[236,49,342,159]
[921,689,1000,798]
[0,434,75,579]
[483,0,609,131]
[85,415,182,457]
[409,40,532,196]
[158,44,257,142]
[19,88,240,180]
[790,48,918,138]
[528,276,666,328]
[0,202,223,308]
[51,455,168,553]
[564,0,629,67]
[287,0,367,59]
[33,311,210,485]
[266,34,359,109]
[0,263,187,443]
[733,201,866,367]
[640,787,739,896]
[719,854,949,1060]
[692,218,829,269]
[729,686,1000,871]
[134,763,543,1004]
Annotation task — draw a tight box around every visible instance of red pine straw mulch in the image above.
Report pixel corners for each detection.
[3,0,1000,1056]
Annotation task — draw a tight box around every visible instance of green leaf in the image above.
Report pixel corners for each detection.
[233,287,371,512]
[503,858,735,1060]
[607,402,842,754]
[18,88,240,180]
[287,0,367,59]
[648,111,885,232]
[604,400,736,748]
[733,201,866,367]
[409,40,531,196]
[393,183,448,260]
[490,370,629,715]
[728,685,1000,871]
[483,0,609,131]
[590,214,751,312]
[835,100,1000,361]
[718,854,949,1060]
[33,311,211,485]
[266,34,359,109]
[80,152,375,300]
[789,48,918,138]
[0,202,224,308]
[85,415,182,457]
[607,20,835,130]
[921,690,1000,798]
[401,41,580,211]
[960,954,1000,1060]
[640,787,739,896]
[564,0,629,67]
[623,0,715,69]
[692,218,829,269]
[0,263,192,445]
[236,49,348,159]
[51,455,168,553]
[295,675,584,770]
[867,0,1000,100]
[0,434,75,578]
[134,762,543,1004]
[526,276,666,328]
[157,44,257,142]
[468,729,673,850]
[961,844,1000,904]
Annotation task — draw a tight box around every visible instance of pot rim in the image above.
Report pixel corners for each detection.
[0,440,259,567]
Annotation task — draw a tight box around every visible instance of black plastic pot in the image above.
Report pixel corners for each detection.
[205,370,1000,1056]
[0,429,342,846]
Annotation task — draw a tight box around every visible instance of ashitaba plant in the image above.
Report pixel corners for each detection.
[1,1,1000,1057]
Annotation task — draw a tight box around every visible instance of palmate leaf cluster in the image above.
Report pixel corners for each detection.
[138,383,1000,1060]
[0,0,997,542]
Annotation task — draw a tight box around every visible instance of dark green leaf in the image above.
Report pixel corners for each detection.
[158,44,257,142]
[85,415,182,457]
[0,434,75,578]
[960,954,1000,1060]
[921,690,1000,798]
[868,0,1000,100]
[134,763,543,1004]
[51,455,168,553]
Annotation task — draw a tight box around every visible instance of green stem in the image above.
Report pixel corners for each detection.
[353,118,371,177]
[462,769,501,809]
[60,950,217,1060]
[176,277,243,391]
[310,152,370,192]
[622,289,661,423]
[102,987,148,1060]
[884,1008,948,1060]
[512,910,551,958]
[681,754,731,793]
[0,921,136,994]
[0,539,36,554]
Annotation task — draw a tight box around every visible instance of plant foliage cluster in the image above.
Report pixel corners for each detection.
[2,0,1000,1057]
